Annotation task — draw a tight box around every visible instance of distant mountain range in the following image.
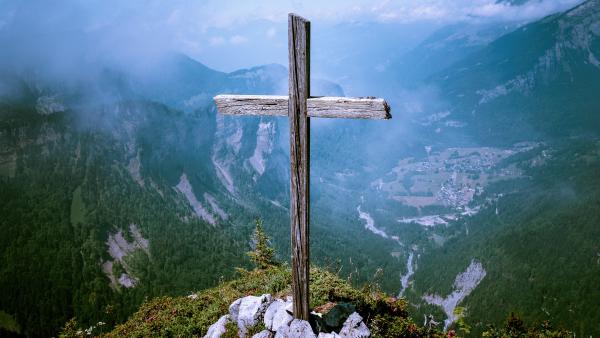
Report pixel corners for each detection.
[433,0,600,143]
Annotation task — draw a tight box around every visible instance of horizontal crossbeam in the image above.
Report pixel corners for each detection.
[214,94,391,119]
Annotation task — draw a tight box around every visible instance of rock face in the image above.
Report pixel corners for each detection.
[175,173,216,225]
[338,312,370,338]
[252,330,273,338]
[102,224,150,289]
[422,259,486,329]
[229,294,273,337]
[35,95,65,115]
[318,333,341,338]
[248,120,275,177]
[264,299,293,331]
[205,314,231,338]
[274,319,316,338]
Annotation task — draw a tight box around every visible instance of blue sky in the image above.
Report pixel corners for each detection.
[0,0,583,72]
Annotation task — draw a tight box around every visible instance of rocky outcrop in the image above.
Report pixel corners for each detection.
[264,299,293,331]
[252,330,273,338]
[175,173,216,225]
[248,120,275,177]
[204,192,229,221]
[35,95,65,115]
[229,294,273,337]
[206,315,231,338]
[212,115,240,195]
[338,312,370,338]
[102,224,150,289]
[205,295,370,338]
[127,150,144,187]
[318,333,341,338]
[422,259,486,329]
[275,319,316,338]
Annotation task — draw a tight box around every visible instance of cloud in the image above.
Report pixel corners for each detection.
[209,36,226,46]
[181,0,582,25]
[466,0,583,21]
[366,0,583,23]
[209,35,248,47]
[0,0,585,76]
[229,35,248,44]
[266,27,277,38]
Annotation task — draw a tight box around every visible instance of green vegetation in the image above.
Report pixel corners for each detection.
[408,140,600,336]
[247,219,277,269]
[0,310,21,335]
[59,227,573,338]
[482,313,573,338]
[70,185,85,225]
[0,97,403,337]
[0,100,249,337]
[57,264,439,337]
[58,264,572,337]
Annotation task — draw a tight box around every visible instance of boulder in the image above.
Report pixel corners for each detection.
[284,300,294,315]
[229,294,273,337]
[205,314,230,338]
[338,312,370,338]
[264,299,293,331]
[312,302,355,333]
[252,329,274,338]
[275,319,316,338]
[318,333,341,338]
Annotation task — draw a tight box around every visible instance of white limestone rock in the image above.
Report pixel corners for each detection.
[205,314,231,338]
[248,121,275,176]
[36,95,65,115]
[118,273,138,288]
[274,319,316,338]
[284,300,294,315]
[252,329,274,338]
[338,312,370,338]
[229,294,273,337]
[264,299,293,331]
[175,173,216,225]
[422,259,486,329]
[318,333,341,338]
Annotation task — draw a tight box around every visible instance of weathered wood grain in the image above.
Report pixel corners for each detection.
[214,95,288,116]
[288,13,311,321]
[308,96,391,119]
[214,95,391,119]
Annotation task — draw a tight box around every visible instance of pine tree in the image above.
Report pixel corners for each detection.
[247,219,277,269]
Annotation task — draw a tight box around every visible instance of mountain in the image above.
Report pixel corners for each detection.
[430,0,600,144]
[408,138,600,336]
[386,22,520,89]
[0,54,408,337]
[1,1,600,337]
[404,3,600,333]
[339,1,600,336]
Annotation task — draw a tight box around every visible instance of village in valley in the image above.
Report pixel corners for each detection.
[370,142,541,226]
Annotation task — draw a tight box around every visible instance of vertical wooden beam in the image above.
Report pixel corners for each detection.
[288,13,310,321]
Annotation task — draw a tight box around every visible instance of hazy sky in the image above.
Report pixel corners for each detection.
[0,0,583,73]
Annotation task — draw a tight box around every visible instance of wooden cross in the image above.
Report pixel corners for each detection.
[214,13,391,320]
